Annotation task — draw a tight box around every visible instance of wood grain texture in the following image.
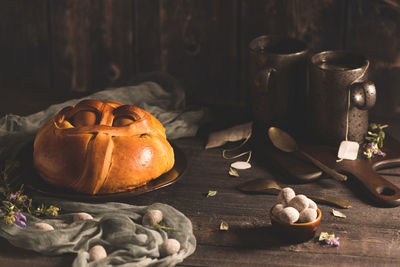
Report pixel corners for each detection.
[134,0,161,73]
[292,0,346,51]
[346,0,400,118]
[49,0,134,93]
[1,0,400,120]
[0,0,50,89]
[155,0,238,104]
[1,136,400,266]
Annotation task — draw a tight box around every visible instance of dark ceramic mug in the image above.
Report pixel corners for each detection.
[248,35,309,130]
[309,50,376,146]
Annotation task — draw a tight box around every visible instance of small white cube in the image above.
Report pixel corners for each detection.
[337,140,359,160]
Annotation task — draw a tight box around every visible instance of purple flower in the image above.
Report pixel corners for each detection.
[367,142,375,148]
[377,151,386,157]
[13,210,27,227]
[325,237,340,247]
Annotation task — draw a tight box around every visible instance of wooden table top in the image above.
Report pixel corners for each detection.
[1,136,400,266]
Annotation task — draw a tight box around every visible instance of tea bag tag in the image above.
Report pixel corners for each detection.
[337,140,359,160]
[231,161,251,170]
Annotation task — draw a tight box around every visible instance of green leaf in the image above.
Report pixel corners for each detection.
[319,232,335,241]
[369,123,378,130]
[228,167,239,177]
[155,221,175,231]
[332,209,346,218]
[206,190,217,198]
[220,220,229,231]
[378,138,384,148]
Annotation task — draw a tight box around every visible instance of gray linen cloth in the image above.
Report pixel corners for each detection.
[0,73,200,266]
[0,72,204,160]
[1,201,196,267]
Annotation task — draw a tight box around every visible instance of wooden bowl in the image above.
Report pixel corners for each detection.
[270,208,322,242]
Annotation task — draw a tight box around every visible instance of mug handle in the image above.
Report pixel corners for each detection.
[255,67,276,94]
[350,81,376,110]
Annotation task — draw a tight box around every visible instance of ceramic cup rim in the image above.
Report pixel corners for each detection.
[311,50,369,72]
[249,35,308,57]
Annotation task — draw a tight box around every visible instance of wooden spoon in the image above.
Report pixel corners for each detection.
[268,127,348,182]
[237,178,352,209]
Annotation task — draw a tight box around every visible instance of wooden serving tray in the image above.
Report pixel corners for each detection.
[258,134,400,207]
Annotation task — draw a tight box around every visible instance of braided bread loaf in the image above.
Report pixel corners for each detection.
[33,99,175,194]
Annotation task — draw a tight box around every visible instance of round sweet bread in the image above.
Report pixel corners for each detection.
[33,99,175,195]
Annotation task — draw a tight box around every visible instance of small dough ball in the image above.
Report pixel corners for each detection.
[278,207,299,224]
[277,187,296,205]
[298,208,318,223]
[160,238,180,257]
[142,209,163,227]
[288,194,309,212]
[73,212,93,222]
[32,222,54,231]
[89,245,107,261]
[308,199,318,210]
[271,203,285,217]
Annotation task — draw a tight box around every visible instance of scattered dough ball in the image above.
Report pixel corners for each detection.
[298,208,318,223]
[32,222,54,231]
[89,245,107,261]
[142,209,163,227]
[277,187,296,205]
[308,199,317,210]
[73,212,93,222]
[271,203,285,217]
[278,207,299,224]
[288,194,309,212]
[160,238,181,257]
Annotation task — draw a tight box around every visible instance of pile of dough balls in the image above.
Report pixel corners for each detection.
[271,187,318,224]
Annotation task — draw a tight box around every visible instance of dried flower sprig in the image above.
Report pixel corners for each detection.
[155,221,175,231]
[0,161,60,226]
[364,123,388,158]
[319,232,340,247]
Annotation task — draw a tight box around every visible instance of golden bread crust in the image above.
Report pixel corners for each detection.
[33,99,175,194]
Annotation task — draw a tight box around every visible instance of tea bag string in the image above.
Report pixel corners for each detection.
[222,131,252,163]
[344,60,370,141]
[337,61,370,162]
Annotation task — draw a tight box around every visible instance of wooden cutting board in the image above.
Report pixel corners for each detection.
[256,134,400,207]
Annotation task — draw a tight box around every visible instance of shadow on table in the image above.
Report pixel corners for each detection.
[227,225,313,249]
[0,237,75,267]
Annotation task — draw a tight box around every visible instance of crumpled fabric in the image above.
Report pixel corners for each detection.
[0,72,204,160]
[0,201,196,267]
[0,73,199,266]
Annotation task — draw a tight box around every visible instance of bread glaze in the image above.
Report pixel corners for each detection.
[33,99,175,194]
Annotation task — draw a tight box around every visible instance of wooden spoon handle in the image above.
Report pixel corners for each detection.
[306,194,352,209]
[299,150,348,182]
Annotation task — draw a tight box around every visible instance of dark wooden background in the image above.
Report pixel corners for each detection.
[1,0,400,120]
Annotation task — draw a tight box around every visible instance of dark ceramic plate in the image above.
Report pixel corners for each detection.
[16,141,187,201]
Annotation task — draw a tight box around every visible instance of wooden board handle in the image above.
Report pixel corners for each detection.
[344,161,400,206]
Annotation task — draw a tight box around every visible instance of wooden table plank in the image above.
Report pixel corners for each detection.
[1,136,400,266]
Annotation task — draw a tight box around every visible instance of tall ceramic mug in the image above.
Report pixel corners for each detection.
[309,51,376,146]
[248,35,309,130]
